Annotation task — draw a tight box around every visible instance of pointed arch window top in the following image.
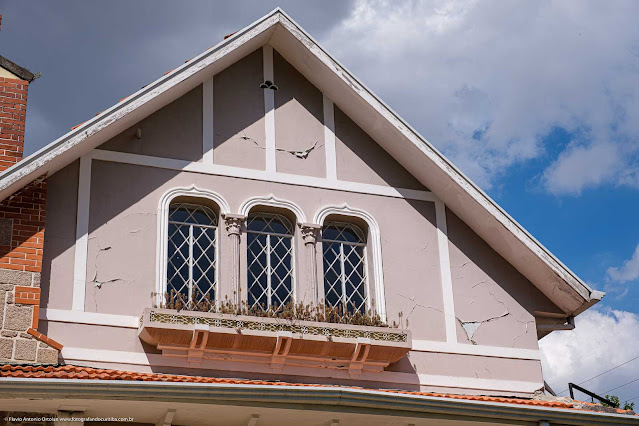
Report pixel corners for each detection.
[169,203,218,227]
[247,212,293,235]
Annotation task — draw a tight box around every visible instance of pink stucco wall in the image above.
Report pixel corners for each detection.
[100,86,203,161]
[213,49,266,170]
[273,50,326,178]
[37,47,561,395]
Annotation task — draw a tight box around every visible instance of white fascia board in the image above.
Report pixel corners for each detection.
[0,9,281,200]
[0,377,636,424]
[269,10,601,314]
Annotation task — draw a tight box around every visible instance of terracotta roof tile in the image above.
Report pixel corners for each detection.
[2,363,635,416]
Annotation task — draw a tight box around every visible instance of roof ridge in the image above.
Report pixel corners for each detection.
[0,54,36,82]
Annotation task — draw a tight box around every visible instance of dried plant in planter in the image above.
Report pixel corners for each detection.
[160,290,401,328]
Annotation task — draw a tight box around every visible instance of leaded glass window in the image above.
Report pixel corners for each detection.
[167,203,217,304]
[322,222,367,313]
[247,212,294,310]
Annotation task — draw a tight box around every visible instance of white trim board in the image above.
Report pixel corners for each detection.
[90,149,436,202]
[59,346,542,393]
[411,340,540,360]
[323,95,337,180]
[435,200,457,343]
[42,309,140,329]
[42,309,538,360]
[202,77,214,164]
[72,155,92,312]
[263,44,276,173]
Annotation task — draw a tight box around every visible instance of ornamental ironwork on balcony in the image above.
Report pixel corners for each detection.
[138,308,412,375]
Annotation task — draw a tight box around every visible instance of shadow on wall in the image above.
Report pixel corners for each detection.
[445,208,562,347]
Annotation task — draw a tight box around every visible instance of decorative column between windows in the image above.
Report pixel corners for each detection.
[223,213,246,305]
[299,223,322,305]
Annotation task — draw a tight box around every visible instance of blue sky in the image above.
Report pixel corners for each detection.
[1,0,638,404]
[495,127,639,312]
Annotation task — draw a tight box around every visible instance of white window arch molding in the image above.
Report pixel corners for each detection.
[314,204,386,320]
[238,194,307,224]
[156,185,231,307]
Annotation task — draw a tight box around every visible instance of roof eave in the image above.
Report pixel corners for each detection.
[0,55,36,82]
[0,377,635,424]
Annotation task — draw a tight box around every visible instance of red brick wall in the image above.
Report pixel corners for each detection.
[0,177,47,273]
[0,74,45,273]
[0,77,29,171]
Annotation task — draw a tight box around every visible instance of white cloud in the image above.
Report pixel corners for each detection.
[323,0,639,192]
[542,141,622,196]
[540,309,639,402]
[607,244,639,284]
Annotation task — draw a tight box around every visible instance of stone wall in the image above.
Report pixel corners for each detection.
[0,269,59,363]
[0,175,61,364]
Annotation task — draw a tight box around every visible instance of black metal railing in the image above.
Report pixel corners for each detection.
[568,383,619,408]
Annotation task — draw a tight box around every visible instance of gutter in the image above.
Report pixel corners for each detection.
[0,378,636,425]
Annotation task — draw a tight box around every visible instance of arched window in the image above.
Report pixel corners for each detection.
[246,212,294,310]
[167,203,217,304]
[321,221,367,313]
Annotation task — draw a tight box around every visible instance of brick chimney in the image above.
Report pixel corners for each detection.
[0,17,60,364]
[0,58,35,173]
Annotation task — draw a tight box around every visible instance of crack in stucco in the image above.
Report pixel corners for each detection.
[471,280,488,288]
[88,235,122,289]
[396,292,444,328]
[463,279,536,346]
[238,131,324,159]
[417,241,431,252]
[457,312,509,345]
[511,317,535,346]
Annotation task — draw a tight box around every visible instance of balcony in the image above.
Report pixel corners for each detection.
[138,308,412,375]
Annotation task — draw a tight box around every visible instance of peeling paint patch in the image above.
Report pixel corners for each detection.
[458,312,509,345]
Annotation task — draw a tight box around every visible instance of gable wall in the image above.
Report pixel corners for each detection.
[273,50,326,177]
[213,49,266,170]
[35,45,565,396]
[100,86,203,162]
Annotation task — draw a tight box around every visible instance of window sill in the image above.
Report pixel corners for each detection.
[138,308,412,375]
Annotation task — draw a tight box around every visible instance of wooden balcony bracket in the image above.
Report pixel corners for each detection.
[348,337,371,376]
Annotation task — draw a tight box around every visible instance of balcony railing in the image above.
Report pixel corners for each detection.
[138,308,412,375]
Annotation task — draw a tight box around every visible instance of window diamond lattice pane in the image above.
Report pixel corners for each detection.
[247,213,294,310]
[322,222,367,314]
[167,203,217,305]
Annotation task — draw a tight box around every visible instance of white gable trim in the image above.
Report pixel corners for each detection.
[202,77,214,164]
[263,45,277,173]
[435,200,458,343]
[323,95,337,180]
[91,149,436,202]
[71,154,92,312]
